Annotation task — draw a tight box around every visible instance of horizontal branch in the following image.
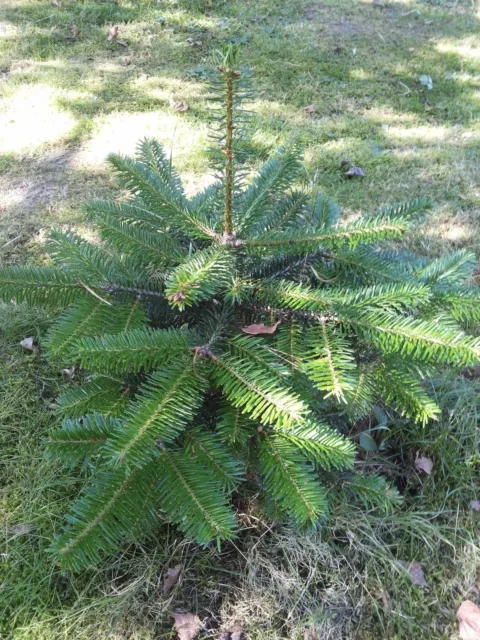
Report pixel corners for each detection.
[240,303,336,323]
[99,284,164,299]
[266,248,332,281]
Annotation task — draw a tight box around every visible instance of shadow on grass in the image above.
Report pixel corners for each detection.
[0,0,479,254]
[2,0,479,120]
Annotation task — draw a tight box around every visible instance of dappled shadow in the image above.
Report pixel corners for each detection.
[0,147,117,263]
[2,0,479,122]
[1,0,479,258]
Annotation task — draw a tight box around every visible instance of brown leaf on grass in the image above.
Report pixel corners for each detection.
[377,589,390,612]
[106,23,128,46]
[61,367,75,379]
[344,165,365,178]
[400,561,428,587]
[51,0,61,7]
[172,613,201,640]
[241,320,281,335]
[107,25,120,42]
[9,523,35,540]
[163,564,182,596]
[220,623,244,640]
[463,365,480,379]
[415,454,433,475]
[170,99,189,112]
[20,337,37,352]
[470,500,480,511]
[71,25,79,38]
[457,600,480,639]
[304,104,317,115]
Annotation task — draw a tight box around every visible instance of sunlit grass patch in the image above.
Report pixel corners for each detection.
[0,85,77,154]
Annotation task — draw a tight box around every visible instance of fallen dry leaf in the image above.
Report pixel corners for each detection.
[163,564,182,596]
[457,600,480,640]
[344,165,365,178]
[19,337,36,351]
[71,25,79,38]
[61,367,75,379]
[415,454,433,475]
[170,99,189,112]
[172,613,201,640]
[419,74,433,90]
[304,104,317,115]
[51,0,61,6]
[470,500,480,511]
[121,56,133,66]
[9,523,35,540]
[241,320,281,335]
[401,561,428,588]
[106,23,127,46]
[220,623,243,640]
[463,365,480,379]
[107,25,120,42]
[377,589,390,612]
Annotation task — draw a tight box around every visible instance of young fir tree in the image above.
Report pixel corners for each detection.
[1,46,479,571]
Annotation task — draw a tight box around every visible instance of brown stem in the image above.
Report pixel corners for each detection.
[224,68,234,237]
[240,303,336,324]
[99,284,164,298]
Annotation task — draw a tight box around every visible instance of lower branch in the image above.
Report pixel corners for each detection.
[240,303,336,324]
[99,285,164,299]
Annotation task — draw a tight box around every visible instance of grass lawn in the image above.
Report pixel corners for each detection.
[1,0,480,638]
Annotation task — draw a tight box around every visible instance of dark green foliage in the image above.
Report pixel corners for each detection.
[55,375,129,418]
[50,462,162,571]
[71,327,191,374]
[46,296,147,357]
[185,428,245,491]
[104,359,207,467]
[45,414,118,467]
[339,474,403,510]
[1,46,479,570]
[156,448,238,543]
[258,434,328,528]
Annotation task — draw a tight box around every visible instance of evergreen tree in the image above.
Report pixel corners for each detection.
[1,46,479,571]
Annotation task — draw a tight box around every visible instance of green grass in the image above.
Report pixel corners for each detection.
[1,0,480,637]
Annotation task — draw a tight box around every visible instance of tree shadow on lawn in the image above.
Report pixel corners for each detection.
[2,0,479,121]
[1,0,479,257]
